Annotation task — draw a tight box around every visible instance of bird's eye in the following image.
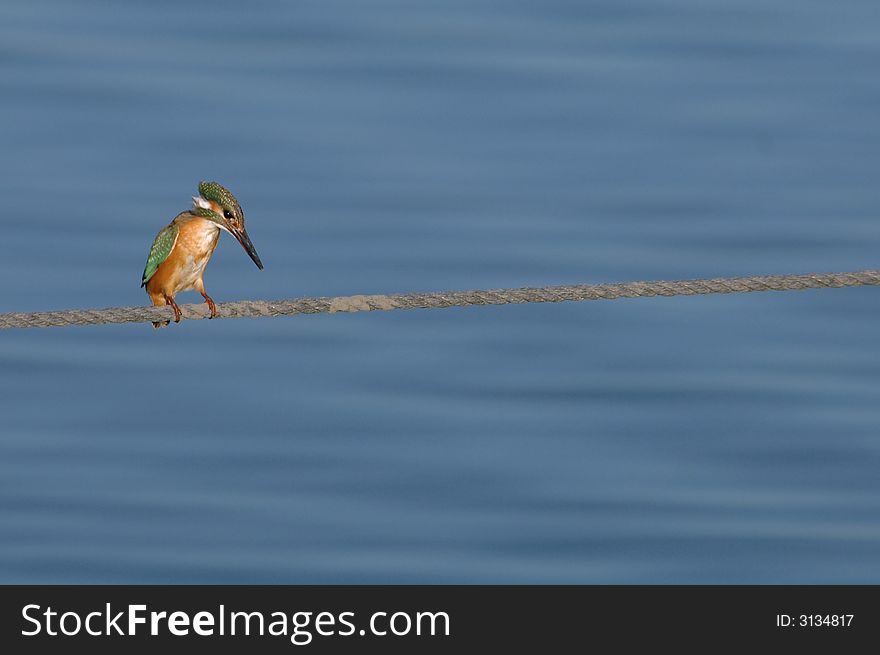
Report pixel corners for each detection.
[223,210,233,219]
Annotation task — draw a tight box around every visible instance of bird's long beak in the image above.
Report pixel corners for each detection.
[231,226,264,270]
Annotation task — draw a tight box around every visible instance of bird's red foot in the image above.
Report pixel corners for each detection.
[165,296,182,323]
[202,294,217,319]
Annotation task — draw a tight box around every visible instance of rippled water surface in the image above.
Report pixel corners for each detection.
[1,0,879,582]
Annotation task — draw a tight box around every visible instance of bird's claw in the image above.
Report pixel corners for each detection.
[203,295,217,319]
[165,296,182,323]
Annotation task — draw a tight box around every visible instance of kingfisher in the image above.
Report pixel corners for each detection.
[141,181,263,327]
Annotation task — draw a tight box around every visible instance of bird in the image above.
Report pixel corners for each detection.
[141,181,263,328]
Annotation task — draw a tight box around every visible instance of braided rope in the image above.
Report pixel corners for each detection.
[1,270,878,330]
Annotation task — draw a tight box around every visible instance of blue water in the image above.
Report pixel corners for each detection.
[1,0,879,583]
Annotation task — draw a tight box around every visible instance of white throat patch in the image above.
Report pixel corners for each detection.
[192,196,213,211]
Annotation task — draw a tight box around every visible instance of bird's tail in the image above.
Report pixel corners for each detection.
[147,291,170,329]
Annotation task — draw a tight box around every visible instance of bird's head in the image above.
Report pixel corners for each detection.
[192,181,264,270]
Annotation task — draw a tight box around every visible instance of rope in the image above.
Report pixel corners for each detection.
[1,269,878,330]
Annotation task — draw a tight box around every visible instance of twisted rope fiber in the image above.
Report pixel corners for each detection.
[1,270,879,330]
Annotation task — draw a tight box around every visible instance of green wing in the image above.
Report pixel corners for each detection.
[141,223,179,287]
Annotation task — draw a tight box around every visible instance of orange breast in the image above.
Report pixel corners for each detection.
[146,217,220,304]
